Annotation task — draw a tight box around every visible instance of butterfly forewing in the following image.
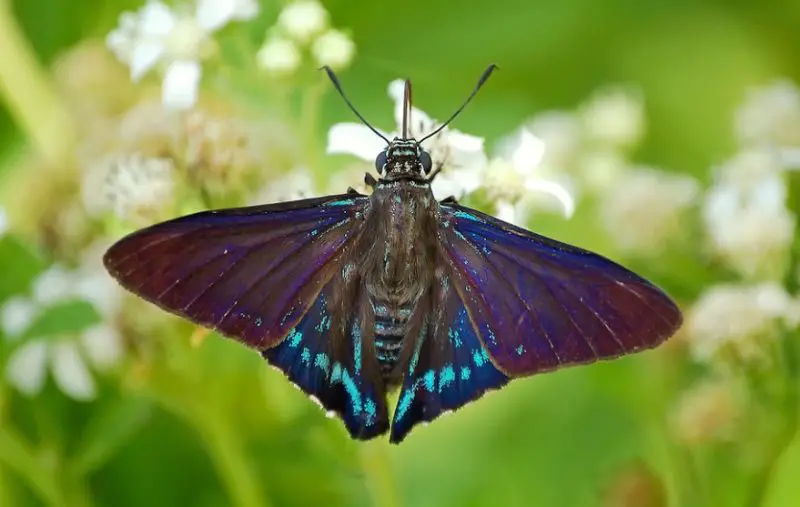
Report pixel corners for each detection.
[437,204,682,376]
[103,195,370,349]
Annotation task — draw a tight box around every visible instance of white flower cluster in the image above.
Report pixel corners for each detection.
[83,152,177,223]
[702,82,800,281]
[257,0,355,74]
[107,0,260,110]
[686,282,797,366]
[0,247,125,401]
[326,79,574,227]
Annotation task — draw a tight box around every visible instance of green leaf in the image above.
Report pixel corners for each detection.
[69,397,154,476]
[22,300,101,341]
[0,235,46,302]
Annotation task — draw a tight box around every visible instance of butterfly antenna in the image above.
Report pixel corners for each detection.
[418,64,498,144]
[321,66,390,144]
[402,79,412,139]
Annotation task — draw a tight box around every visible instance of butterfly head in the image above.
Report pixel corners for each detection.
[375,139,433,180]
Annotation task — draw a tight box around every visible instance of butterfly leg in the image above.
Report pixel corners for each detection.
[440,196,459,205]
[364,173,378,189]
[426,160,445,182]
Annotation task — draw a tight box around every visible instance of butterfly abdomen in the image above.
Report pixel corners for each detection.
[373,301,413,377]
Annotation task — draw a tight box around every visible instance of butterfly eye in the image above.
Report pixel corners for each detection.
[420,150,433,174]
[375,151,388,173]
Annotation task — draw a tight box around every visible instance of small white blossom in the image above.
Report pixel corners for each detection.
[327,79,488,200]
[74,242,125,319]
[277,0,329,43]
[578,151,627,193]
[581,87,644,150]
[703,150,795,279]
[32,264,75,305]
[85,152,177,222]
[1,297,39,338]
[736,80,800,147]
[106,0,260,109]
[311,29,355,69]
[81,324,124,371]
[250,167,316,204]
[483,129,575,226]
[256,35,301,74]
[521,111,582,171]
[50,341,97,401]
[687,282,793,366]
[600,168,699,254]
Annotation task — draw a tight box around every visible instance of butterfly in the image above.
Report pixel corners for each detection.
[104,65,682,443]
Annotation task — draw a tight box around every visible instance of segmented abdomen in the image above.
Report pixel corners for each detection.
[373,301,412,376]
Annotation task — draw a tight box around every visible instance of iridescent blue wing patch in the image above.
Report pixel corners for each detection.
[263,263,389,439]
[438,204,682,376]
[389,268,509,443]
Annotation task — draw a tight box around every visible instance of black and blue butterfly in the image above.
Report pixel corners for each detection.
[103,66,682,443]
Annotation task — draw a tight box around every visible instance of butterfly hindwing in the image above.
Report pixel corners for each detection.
[103,195,369,349]
[389,266,509,443]
[262,264,389,439]
[438,204,682,376]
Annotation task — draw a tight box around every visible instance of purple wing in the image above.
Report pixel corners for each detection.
[103,195,368,349]
[438,204,682,376]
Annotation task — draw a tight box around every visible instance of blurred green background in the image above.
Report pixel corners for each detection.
[1,1,799,507]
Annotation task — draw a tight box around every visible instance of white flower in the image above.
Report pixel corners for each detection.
[106,0,260,110]
[32,264,75,305]
[736,80,800,147]
[703,150,795,279]
[581,87,644,150]
[311,29,355,69]
[0,207,7,237]
[578,151,627,193]
[256,35,301,74]
[250,167,316,204]
[687,282,793,365]
[600,168,699,254]
[327,79,488,200]
[483,129,575,226]
[4,330,123,401]
[277,0,329,43]
[85,152,177,222]
[74,241,125,319]
[1,297,39,338]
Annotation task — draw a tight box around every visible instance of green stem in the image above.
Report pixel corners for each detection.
[0,0,75,168]
[195,413,269,507]
[358,440,401,507]
[146,370,269,507]
[300,76,328,185]
[0,427,67,507]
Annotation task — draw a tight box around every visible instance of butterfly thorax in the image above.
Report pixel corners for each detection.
[360,179,438,380]
[380,138,426,182]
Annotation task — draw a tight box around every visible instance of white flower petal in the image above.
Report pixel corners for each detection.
[6,341,48,396]
[511,130,546,175]
[1,297,39,339]
[277,0,329,42]
[495,199,517,224]
[32,265,75,305]
[0,207,8,237]
[51,341,96,401]
[139,1,176,36]
[311,29,355,70]
[129,40,165,81]
[256,35,301,74]
[161,60,201,110]
[523,178,575,218]
[196,0,259,32]
[81,325,124,370]
[326,123,388,161]
[446,130,485,154]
